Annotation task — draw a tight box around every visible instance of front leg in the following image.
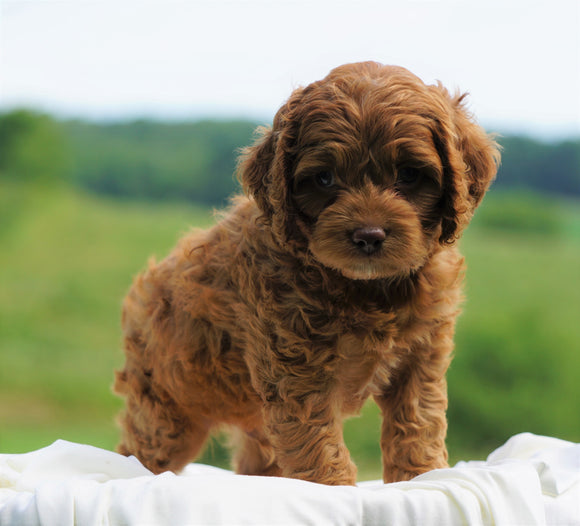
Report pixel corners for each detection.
[264,395,357,485]
[374,324,453,482]
[246,337,356,486]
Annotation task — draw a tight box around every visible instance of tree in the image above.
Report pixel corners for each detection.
[0,110,72,185]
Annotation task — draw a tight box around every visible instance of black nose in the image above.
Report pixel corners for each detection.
[352,227,386,255]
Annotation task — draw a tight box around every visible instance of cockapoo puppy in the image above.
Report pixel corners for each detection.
[114,61,500,485]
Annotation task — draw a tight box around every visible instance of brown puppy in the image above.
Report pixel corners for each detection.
[114,62,500,486]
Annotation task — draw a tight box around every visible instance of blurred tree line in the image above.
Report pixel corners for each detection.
[1,109,579,204]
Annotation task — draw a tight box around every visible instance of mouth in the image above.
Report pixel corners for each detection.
[341,261,388,281]
[306,189,430,281]
[308,223,429,281]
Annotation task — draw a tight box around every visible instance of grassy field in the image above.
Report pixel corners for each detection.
[1,183,579,480]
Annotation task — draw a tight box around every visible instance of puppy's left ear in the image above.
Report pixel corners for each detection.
[437,91,501,243]
[452,94,501,208]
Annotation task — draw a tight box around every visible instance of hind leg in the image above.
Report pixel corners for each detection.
[115,369,212,474]
[230,427,282,477]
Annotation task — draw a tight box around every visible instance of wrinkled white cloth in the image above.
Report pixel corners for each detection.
[0,433,578,525]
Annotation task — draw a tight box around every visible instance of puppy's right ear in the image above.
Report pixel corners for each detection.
[236,88,303,223]
[236,126,277,216]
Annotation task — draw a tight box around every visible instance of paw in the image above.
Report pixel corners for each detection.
[384,460,449,483]
[291,460,357,486]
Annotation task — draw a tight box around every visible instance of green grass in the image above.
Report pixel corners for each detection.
[1,183,579,481]
[447,228,580,455]
[0,183,214,453]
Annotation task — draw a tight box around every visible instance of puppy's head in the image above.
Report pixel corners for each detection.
[238,62,500,280]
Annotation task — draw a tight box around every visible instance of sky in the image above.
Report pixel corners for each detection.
[1,0,579,139]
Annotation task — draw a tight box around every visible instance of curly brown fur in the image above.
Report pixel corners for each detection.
[114,62,500,486]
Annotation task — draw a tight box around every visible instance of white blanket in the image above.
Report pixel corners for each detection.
[0,433,578,525]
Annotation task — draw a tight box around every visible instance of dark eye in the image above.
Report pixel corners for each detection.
[315,171,335,188]
[397,167,421,186]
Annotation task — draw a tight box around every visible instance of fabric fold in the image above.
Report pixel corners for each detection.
[1,433,578,525]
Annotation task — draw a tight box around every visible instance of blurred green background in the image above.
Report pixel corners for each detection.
[1,110,579,480]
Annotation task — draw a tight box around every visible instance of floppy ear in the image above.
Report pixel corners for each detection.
[453,94,501,207]
[436,91,501,243]
[236,88,305,241]
[236,126,277,216]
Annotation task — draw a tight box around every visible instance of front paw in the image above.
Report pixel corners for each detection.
[290,459,357,486]
[384,460,449,483]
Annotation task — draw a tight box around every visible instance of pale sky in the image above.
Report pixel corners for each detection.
[1,0,579,138]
